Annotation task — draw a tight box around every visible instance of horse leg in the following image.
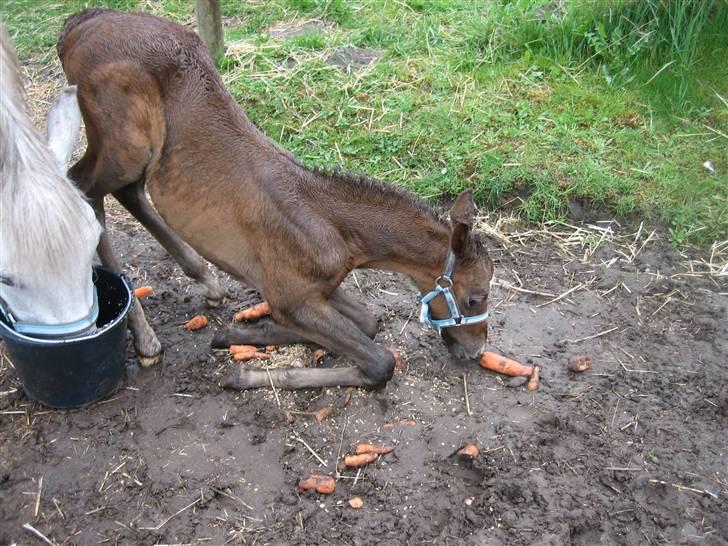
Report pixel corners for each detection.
[92,198,162,367]
[224,297,394,390]
[113,181,225,306]
[212,286,378,348]
[212,318,306,348]
[330,286,379,339]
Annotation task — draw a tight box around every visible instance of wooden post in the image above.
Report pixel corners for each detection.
[196,0,224,64]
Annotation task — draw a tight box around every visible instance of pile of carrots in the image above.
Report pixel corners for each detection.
[344,444,394,468]
[228,344,270,361]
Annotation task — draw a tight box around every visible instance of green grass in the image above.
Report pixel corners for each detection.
[2,0,726,246]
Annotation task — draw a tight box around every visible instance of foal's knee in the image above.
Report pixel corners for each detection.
[363,349,395,385]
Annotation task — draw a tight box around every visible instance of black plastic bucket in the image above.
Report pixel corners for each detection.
[0,266,133,409]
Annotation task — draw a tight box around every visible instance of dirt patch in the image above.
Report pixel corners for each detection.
[1,200,726,545]
[325,46,379,72]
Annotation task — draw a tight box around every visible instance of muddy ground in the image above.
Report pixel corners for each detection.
[1,196,726,545]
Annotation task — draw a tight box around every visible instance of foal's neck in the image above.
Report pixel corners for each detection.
[313,170,451,289]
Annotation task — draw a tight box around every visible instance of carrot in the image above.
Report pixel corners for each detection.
[399,419,417,426]
[313,349,327,363]
[388,347,405,371]
[479,352,533,377]
[355,444,394,455]
[134,285,153,299]
[569,354,592,373]
[527,366,541,391]
[183,315,208,330]
[234,302,271,322]
[313,406,334,422]
[229,344,258,355]
[344,452,379,468]
[349,497,364,509]
[457,444,480,458]
[232,349,270,361]
[298,474,336,495]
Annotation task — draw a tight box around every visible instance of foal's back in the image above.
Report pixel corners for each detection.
[59,9,330,288]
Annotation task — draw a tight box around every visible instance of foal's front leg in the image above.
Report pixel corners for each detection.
[212,286,377,348]
[93,198,162,367]
[224,296,394,390]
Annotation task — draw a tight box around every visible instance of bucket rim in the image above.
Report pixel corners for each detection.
[0,266,133,347]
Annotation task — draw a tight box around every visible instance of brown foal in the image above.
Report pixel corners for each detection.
[58,9,494,389]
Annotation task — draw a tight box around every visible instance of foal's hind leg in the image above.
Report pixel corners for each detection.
[93,198,162,367]
[113,181,225,306]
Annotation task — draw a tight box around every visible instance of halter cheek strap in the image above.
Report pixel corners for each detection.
[418,250,490,333]
[1,286,99,337]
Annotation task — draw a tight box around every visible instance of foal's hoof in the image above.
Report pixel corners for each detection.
[211,328,232,349]
[138,353,162,368]
[135,338,163,367]
[202,279,225,308]
[206,297,223,308]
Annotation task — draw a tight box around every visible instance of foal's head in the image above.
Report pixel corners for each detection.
[420,191,493,359]
[0,26,101,336]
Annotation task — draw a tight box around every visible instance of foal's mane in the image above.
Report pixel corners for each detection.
[0,25,97,277]
[310,166,447,225]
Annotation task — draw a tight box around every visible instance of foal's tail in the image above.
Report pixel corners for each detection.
[56,7,108,61]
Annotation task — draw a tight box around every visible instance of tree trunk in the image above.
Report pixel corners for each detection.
[196,0,224,64]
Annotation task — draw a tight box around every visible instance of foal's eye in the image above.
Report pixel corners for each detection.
[468,295,487,308]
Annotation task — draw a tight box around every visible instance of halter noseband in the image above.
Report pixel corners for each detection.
[418,250,490,333]
[0,286,99,338]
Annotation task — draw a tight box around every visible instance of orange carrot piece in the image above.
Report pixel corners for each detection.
[233,302,271,322]
[232,350,270,361]
[527,366,541,391]
[457,444,480,458]
[388,347,405,371]
[134,286,153,299]
[344,452,379,468]
[349,497,364,509]
[229,344,258,355]
[355,444,394,455]
[183,315,208,330]
[313,349,327,363]
[313,406,334,422]
[298,474,336,495]
[479,352,533,377]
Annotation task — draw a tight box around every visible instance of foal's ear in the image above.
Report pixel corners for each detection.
[449,190,477,258]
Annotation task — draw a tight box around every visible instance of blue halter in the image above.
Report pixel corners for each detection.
[0,286,99,338]
[419,250,490,333]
